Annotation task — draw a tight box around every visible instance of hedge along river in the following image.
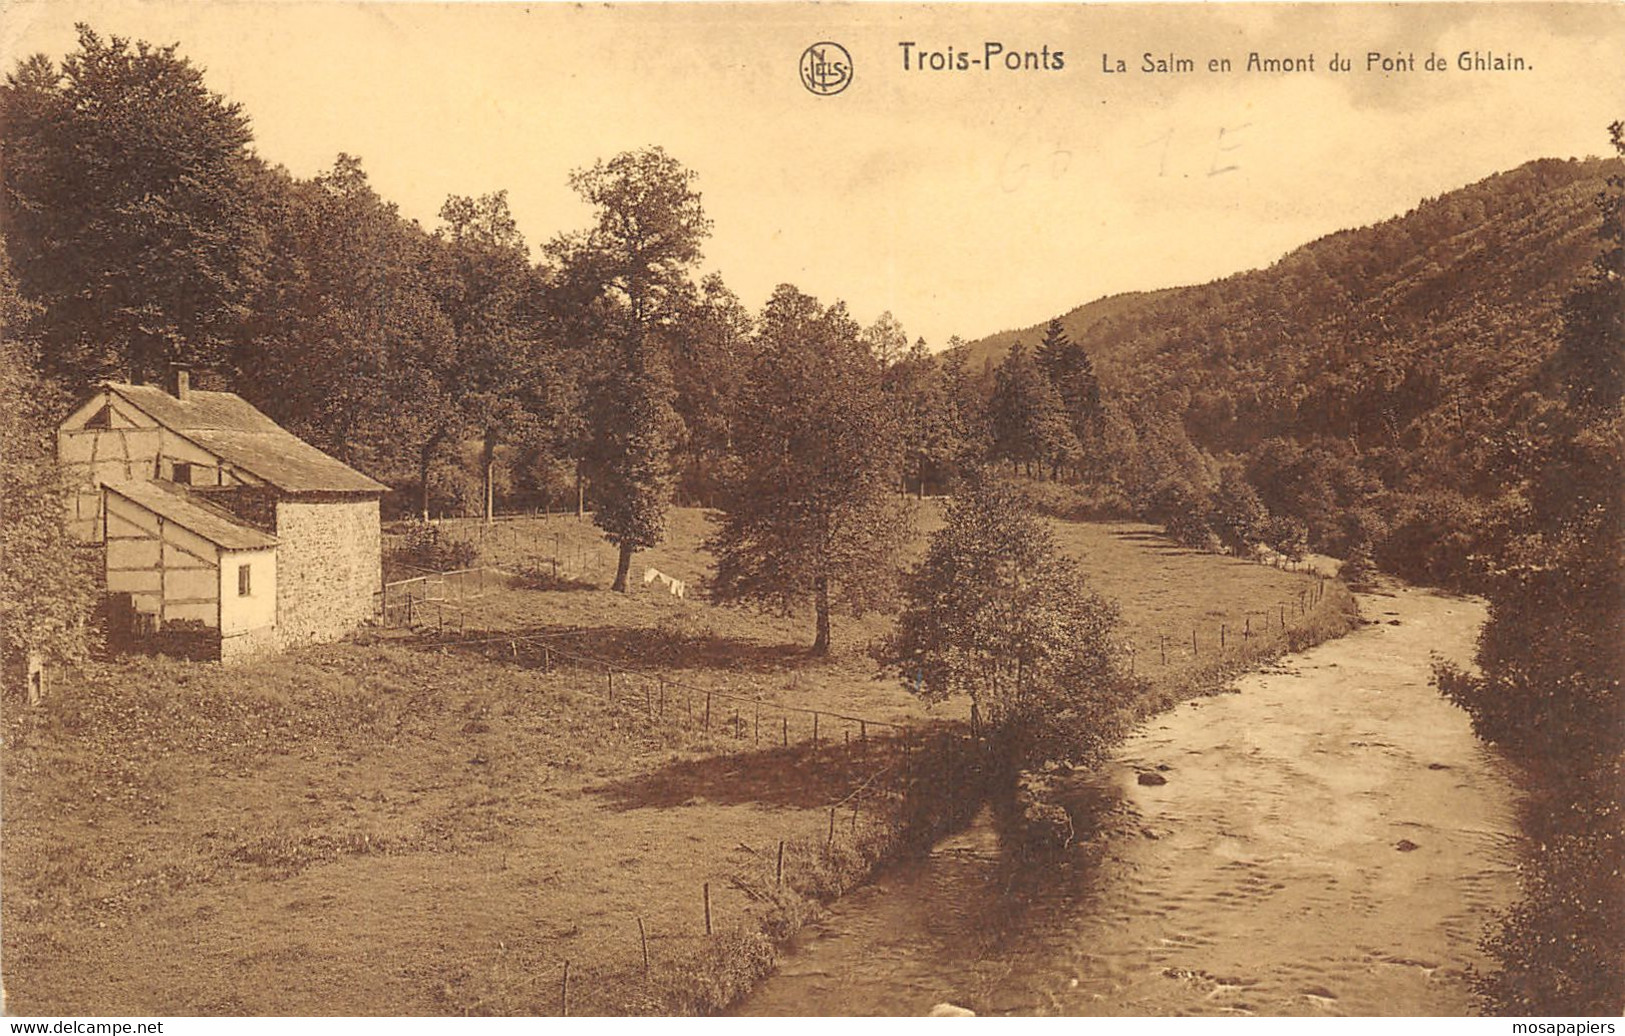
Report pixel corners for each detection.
[736,583,1522,1017]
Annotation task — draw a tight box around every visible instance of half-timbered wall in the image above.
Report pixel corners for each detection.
[58,390,262,542]
[104,492,222,626]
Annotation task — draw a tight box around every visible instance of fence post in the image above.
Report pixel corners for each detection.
[703,883,712,936]
[607,667,615,701]
[1160,634,1166,666]
[1191,628,1197,656]
[754,705,760,744]
[704,694,711,731]
[813,712,820,743]
[828,807,836,848]
[776,840,785,887]
[561,960,570,1017]
[638,917,649,978]
[1221,624,1226,650]
[782,716,788,746]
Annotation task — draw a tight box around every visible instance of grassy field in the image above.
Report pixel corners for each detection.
[1,506,1353,1016]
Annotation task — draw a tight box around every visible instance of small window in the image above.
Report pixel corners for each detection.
[237,564,252,597]
[172,462,193,485]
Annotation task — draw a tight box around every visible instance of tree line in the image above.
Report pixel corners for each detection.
[0,25,1134,774]
[0,26,995,657]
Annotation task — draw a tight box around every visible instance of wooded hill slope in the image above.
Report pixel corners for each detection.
[964,156,1620,583]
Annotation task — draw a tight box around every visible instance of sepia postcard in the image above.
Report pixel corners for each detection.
[1,0,1621,1024]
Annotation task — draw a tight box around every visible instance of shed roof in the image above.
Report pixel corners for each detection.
[106,480,280,551]
[105,383,388,495]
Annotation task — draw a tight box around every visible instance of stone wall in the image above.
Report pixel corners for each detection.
[274,496,380,646]
[220,624,279,664]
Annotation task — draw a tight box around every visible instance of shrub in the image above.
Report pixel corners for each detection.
[389,521,478,572]
[892,475,1136,772]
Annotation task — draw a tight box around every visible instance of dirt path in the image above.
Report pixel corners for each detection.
[737,583,1521,1016]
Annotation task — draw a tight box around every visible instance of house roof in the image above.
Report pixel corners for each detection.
[106,480,280,551]
[105,383,388,495]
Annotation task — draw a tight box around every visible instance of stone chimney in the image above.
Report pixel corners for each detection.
[168,362,191,401]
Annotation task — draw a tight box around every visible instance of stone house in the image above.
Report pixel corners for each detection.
[58,366,387,661]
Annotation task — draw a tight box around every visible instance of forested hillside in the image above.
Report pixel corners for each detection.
[964,157,1621,585]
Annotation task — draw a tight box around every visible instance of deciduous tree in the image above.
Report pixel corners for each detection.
[1,26,264,386]
[708,285,910,654]
[892,474,1130,767]
[552,147,711,590]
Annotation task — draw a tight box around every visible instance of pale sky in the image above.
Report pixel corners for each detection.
[3,1,1623,347]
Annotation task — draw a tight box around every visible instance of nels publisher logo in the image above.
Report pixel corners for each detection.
[800,42,852,96]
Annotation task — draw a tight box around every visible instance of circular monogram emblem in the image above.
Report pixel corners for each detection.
[800,42,853,96]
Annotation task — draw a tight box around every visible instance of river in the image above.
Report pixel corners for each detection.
[736,584,1522,1017]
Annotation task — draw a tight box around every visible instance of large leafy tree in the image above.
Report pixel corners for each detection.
[708,285,911,654]
[1,25,264,386]
[551,147,711,590]
[668,273,755,505]
[432,190,543,521]
[892,474,1129,768]
[882,336,960,497]
[237,156,453,486]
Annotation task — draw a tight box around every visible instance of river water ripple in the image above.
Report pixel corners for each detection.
[736,585,1520,1017]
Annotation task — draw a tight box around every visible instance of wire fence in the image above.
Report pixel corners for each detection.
[373,557,1343,1013]
[375,566,517,627]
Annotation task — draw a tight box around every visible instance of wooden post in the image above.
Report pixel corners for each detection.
[733,708,741,739]
[1191,628,1197,656]
[1245,616,1251,641]
[561,960,571,1017]
[828,807,836,847]
[607,667,614,700]
[638,917,649,977]
[813,712,820,743]
[704,694,711,730]
[776,840,785,886]
[1221,624,1226,650]
[1160,634,1166,666]
[658,679,665,718]
[782,716,788,746]
[543,646,551,671]
[860,720,867,742]
[645,679,652,715]
[754,705,760,744]
[703,883,712,936]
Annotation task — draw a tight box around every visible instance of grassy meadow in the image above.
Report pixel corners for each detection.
[1,505,1354,1015]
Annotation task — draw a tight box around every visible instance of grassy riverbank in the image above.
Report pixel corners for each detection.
[1,507,1354,1015]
